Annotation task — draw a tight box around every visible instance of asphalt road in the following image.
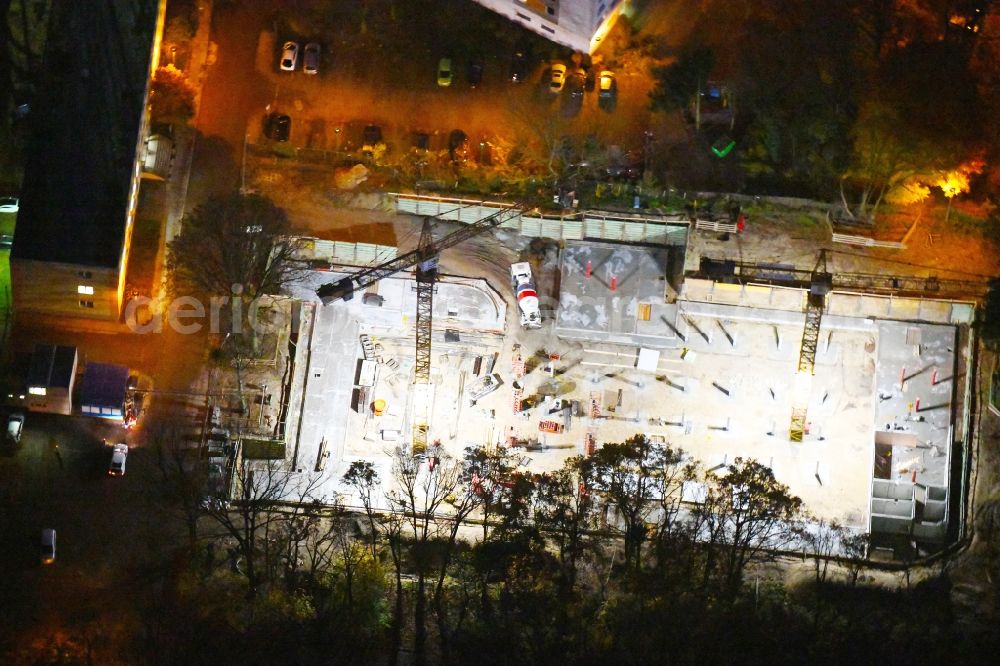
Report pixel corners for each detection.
[0,409,186,654]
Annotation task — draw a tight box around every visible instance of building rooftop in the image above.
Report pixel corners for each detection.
[27,344,77,390]
[11,0,158,268]
[79,362,130,409]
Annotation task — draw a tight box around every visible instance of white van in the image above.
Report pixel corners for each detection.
[6,412,24,445]
[41,528,56,564]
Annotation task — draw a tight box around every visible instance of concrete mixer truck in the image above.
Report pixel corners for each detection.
[510,262,542,329]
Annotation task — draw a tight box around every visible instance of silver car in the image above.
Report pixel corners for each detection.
[108,442,128,476]
[280,41,299,71]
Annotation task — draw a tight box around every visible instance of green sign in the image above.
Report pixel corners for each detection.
[711,138,735,158]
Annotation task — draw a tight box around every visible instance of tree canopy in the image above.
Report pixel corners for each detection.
[167,191,304,304]
[648,0,996,208]
[149,64,197,125]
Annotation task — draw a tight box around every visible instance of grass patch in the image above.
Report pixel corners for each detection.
[242,437,286,460]
[991,368,1000,415]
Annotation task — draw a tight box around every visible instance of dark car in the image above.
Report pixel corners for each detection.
[567,70,586,98]
[265,113,291,141]
[509,51,527,82]
[468,61,483,88]
[363,125,383,146]
[606,149,644,181]
[448,129,469,163]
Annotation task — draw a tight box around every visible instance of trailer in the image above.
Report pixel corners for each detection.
[510,262,541,329]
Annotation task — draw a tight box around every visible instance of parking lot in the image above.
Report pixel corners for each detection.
[192,0,661,229]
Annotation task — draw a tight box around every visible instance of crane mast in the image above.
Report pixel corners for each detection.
[317,205,522,454]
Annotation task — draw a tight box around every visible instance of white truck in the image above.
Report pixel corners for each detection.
[510,262,541,329]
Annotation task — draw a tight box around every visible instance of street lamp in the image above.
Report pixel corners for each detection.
[643,130,653,177]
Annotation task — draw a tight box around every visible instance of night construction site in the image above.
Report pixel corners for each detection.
[268,194,979,557]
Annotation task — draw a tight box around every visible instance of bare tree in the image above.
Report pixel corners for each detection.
[532,459,595,593]
[579,434,662,574]
[647,445,698,574]
[431,448,487,662]
[201,460,325,598]
[799,518,846,627]
[384,445,464,666]
[464,444,526,542]
[334,514,372,613]
[800,518,844,586]
[147,412,205,555]
[300,507,343,587]
[840,529,870,587]
[167,192,307,320]
[343,460,382,558]
[698,457,804,599]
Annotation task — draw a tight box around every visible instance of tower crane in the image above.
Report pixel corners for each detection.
[789,250,832,442]
[317,205,522,454]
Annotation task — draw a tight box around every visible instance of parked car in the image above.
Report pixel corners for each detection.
[437,57,453,86]
[207,461,226,495]
[41,528,56,565]
[265,113,291,141]
[0,196,18,213]
[599,70,617,99]
[279,41,299,71]
[448,129,469,163]
[549,63,567,92]
[303,42,320,75]
[108,442,128,476]
[362,124,383,157]
[206,427,231,456]
[509,51,527,82]
[468,61,483,88]
[567,70,586,98]
[6,412,23,446]
[605,147,643,180]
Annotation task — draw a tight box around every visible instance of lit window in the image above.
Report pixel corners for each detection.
[29,387,47,396]
[78,285,94,295]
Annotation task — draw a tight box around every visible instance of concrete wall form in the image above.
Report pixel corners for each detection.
[682,278,975,326]
[391,194,690,246]
[293,238,398,267]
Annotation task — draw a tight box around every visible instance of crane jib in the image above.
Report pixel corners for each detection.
[316,206,521,304]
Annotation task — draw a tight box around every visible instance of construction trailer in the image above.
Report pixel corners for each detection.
[26,344,78,415]
[79,362,130,421]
